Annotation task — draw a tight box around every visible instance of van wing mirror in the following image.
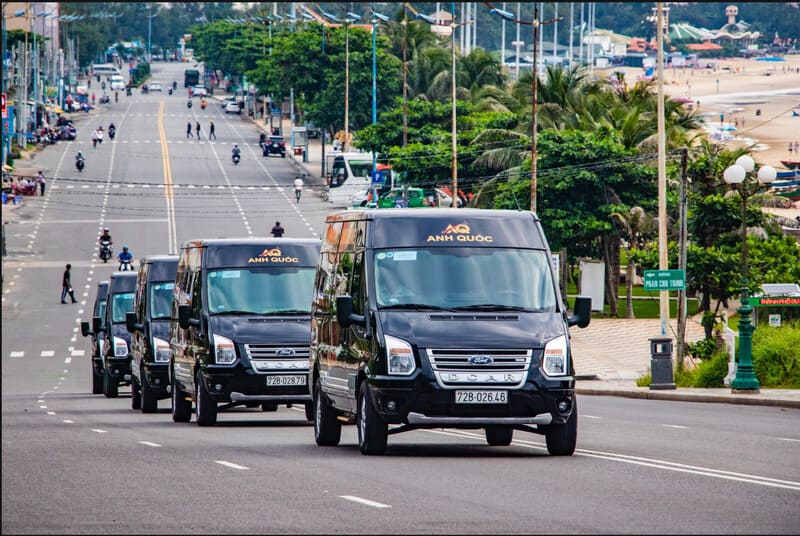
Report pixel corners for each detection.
[126,312,142,333]
[178,304,200,329]
[80,321,92,337]
[336,296,366,328]
[567,296,591,328]
[92,316,103,333]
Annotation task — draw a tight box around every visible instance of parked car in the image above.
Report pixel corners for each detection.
[150,82,162,92]
[80,281,110,394]
[224,101,242,114]
[262,135,286,158]
[306,121,321,139]
[192,85,208,97]
[220,96,236,109]
[376,187,429,208]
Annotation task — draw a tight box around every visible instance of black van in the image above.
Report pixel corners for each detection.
[169,238,321,426]
[80,281,109,394]
[310,209,591,455]
[126,255,179,413]
[97,272,138,398]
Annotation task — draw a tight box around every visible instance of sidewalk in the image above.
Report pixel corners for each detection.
[230,104,800,410]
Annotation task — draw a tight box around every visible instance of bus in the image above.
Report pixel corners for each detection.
[184,69,200,88]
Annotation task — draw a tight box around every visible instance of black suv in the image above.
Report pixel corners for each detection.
[262,135,286,158]
[80,281,110,394]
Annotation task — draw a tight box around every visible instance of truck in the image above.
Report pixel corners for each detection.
[184,68,200,88]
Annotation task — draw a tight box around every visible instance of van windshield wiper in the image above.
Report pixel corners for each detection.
[379,303,451,311]
[262,309,311,316]
[212,310,259,316]
[450,304,530,312]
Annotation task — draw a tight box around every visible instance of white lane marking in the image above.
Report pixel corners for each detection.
[71,349,85,357]
[40,350,55,357]
[777,437,800,443]
[39,405,47,409]
[37,399,44,403]
[65,357,72,364]
[63,420,74,424]
[339,496,392,509]
[47,411,56,415]
[91,429,108,434]
[214,460,249,470]
[139,441,162,447]
[10,351,24,358]
[583,414,601,419]
[662,424,688,430]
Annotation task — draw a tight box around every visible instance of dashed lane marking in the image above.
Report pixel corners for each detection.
[70,350,85,357]
[139,441,162,447]
[10,351,24,358]
[40,351,55,357]
[339,496,392,509]
[214,460,249,470]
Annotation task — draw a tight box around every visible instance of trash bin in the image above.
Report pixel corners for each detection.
[293,147,303,156]
[649,337,676,390]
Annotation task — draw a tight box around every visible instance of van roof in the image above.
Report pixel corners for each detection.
[140,255,179,281]
[328,208,539,222]
[181,238,322,269]
[108,271,137,292]
[180,237,321,248]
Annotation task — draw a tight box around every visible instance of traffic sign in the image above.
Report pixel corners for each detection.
[371,171,384,184]
[643,269,685,291]
[1,93,6,119]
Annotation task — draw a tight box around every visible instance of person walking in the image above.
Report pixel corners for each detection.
[195,121,201,139]
[61,264,77,304]
[795,141,799,154]
[271,221,285,237]
[208,120,216,140]
[37,171,46,196]
[186,121,193,138]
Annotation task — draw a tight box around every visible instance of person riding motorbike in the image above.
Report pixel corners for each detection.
[108,123,116,140]
[293,176,304,202]
[75,152,85,172]
[200,98,207,110]
[187,99,192,109]
[99,228,113,261]
[173,81,178,91]
[115,91,119,103]
[117,246,134,271]
[232,145,241,164]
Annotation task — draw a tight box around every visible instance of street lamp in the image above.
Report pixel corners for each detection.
[487,3,561,214]
[320,8,360,152]
[722,155,776,393]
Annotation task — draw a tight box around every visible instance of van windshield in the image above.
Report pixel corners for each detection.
[149,282,174,319]
[374,248,557,311]
[207,267,316,315]
[110,292,135,323]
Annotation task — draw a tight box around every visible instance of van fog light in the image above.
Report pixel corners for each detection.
[215,384,223,391]
[154,378,161,385]
[557,399,571,413]
[386,400,397,411]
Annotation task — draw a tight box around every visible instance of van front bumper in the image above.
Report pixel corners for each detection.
[103,358,131,382]
[199,365,310,403]
[143,363,169,397]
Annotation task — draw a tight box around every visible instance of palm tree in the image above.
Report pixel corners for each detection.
[610,206,657,318]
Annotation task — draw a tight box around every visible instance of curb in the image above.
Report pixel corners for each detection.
[574,386,800,409]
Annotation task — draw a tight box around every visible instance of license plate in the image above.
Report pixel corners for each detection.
[266,375,307,386]
[455,390,507,404]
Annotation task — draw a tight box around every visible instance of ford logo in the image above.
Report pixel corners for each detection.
[469,355,493,365]
[276,348,295,357]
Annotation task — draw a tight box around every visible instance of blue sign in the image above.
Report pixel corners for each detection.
[371,171,384,184]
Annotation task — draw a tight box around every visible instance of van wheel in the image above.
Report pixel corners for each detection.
[545,401,578,456]
[131,378,141,410]
[92,367,103,394]
[140,368,157,413]
[171,377,191,423]
[357,382,387,455]
[103,368,118,398]
[485,426,513,446]
[314,381,341,446]
[261,402,278,412]
[304,401,313,422]
[195,372,217,426]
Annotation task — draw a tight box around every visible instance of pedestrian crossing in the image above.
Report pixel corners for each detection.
[70,139,251,145]
[7,349,86,359]
[51,183,287,191]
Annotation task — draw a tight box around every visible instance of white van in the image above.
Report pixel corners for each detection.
[110,75,126,91]
[324,152,380,207]
[93,64,121,77]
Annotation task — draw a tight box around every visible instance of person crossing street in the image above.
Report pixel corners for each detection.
[61,264,77,303]
[186,121,193,138]
[195,121,201,139]
[209,120,216,140]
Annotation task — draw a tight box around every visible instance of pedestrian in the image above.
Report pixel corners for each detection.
[37,171,46,196]
[271,221,285,237]
[186,121,193,138]
[209,120,216,140]
[795,141,799,154]
[195,121,201,139]
[61,264,77,304]
[790,143,794,154]
[91,93,96,106]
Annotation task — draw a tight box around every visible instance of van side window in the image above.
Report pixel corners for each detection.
[350,252,366,315]
[135,266,147,322]
[190,270,202,320]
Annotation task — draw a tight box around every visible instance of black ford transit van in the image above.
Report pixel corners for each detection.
[81,281,109,394]
[310,209,591,455]
[126,255,179,413]
[97,271,138,398]
[169,238,321,426]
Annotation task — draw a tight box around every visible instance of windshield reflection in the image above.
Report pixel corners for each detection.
[207,267,315,315]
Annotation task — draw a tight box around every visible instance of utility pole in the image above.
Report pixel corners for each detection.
[656,2,669,337]
[677,148,689,370]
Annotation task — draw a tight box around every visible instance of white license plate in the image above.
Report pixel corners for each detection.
[455,390,507,404]
[266,375,307,386]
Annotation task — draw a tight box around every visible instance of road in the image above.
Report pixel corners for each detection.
[3,62,799,534]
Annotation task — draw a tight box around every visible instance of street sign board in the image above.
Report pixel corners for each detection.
[748,296,800,307]
[371,171,384,184]
[1,93,6,119]
[643,269,685,291]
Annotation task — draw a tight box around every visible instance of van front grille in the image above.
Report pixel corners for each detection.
[244,344,310,374]
[425,348,532,389]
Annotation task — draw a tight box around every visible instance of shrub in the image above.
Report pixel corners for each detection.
[692,349,729,387]
[687,337,718,361]
[752,321,800,387]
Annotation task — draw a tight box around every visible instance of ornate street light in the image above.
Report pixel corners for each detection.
[722,155,776,393]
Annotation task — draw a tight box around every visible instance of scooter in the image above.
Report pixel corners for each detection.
[108,127,116,140]
[187,99,192,109]
[76,158,85,172]
[99,241,113,263]
[232,153,241,166]
[168,88,173,95]
[200,99,207,110]
[119,259,134,272]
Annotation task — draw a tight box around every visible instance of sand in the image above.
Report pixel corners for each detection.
[596,54,800,213]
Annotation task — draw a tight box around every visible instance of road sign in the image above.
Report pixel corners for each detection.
[1,93,6,119]
[643,269,685,291]
[371,171,384,184]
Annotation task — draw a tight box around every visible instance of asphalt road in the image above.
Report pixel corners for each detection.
[3,62,799,534]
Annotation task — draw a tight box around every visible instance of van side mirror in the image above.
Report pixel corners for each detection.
[81,321,92,337]
[567,296,591,328]
[336,296,365,328]
[92,316,103,333]
[126,312,142,333]
[178,304,200,329]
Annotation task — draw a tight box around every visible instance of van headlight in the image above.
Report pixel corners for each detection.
[153,337,170,363]
[385,335,415,375]
[213,333,236,365]
[113,336,129,358]
[541,335,568,377]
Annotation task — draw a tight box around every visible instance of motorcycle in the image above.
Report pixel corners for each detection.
[232,152,241,166]
[187,99,192,109]
[99,240,113,263]
[200,99,207,110]
[119,259,134,271]
[76,158,85,172]
[168,88,173,95]
[108,127,116,140]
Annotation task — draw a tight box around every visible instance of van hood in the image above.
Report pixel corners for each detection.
[110,323,131,343]
[208,315,310,345]
[377,310,566,349]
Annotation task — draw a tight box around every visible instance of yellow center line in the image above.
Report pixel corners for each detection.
[158,101,173,200]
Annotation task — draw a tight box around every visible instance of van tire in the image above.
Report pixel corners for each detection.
[545,402,578,456]
[171,377,191,423]
[131,378,142,410]
[357,382,387,455]
[103,368,118,398]
[304,401,314,422]
[314,381,341,446]
[92,367,103,394]
[140,368,157,413]
[195,372,217,426]
[485,426,513,446]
